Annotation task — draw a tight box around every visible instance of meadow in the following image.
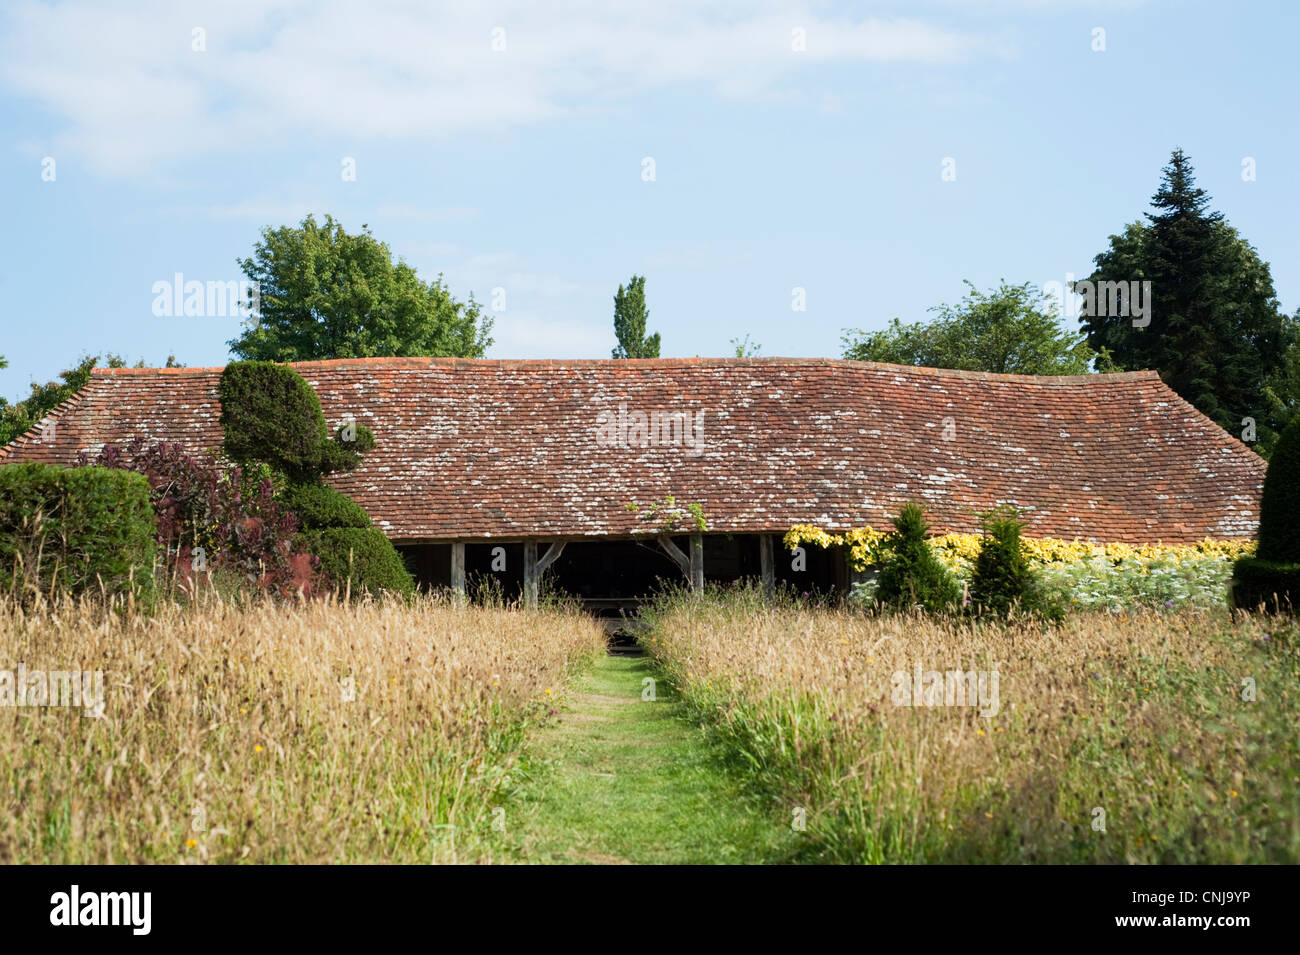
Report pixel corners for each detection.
[0,593,605,864]
[640,586,1300,864]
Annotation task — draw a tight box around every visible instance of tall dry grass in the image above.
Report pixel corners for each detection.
[642,586,1299,863]
[0,593,605,863]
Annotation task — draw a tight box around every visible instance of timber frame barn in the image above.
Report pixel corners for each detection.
[0,357,1267,614]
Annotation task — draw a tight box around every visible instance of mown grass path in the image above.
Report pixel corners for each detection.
[503,651,801,864]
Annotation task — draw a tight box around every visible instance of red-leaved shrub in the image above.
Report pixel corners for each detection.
[77,437,321,597]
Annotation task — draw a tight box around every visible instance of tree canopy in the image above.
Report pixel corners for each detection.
[227,214,493,362]
[842,280,1101,375]
[1078,149,1297,454]
[611,274,660,359]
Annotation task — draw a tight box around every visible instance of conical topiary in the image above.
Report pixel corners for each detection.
[1256,415,1300,564]
[1232,415,1300,610]
[875,502,961,613]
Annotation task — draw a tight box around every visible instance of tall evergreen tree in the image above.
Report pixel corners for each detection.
[611,275,661,359]
[1079,149,1295,453]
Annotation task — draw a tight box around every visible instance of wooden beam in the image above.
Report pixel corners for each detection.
[690,533,704,591]
[450,542,466,602]
[760,534,774,595]
[536,541,566,574]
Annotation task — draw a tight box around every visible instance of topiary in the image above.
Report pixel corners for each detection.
[1256,415,1300,564]
[0,462,157,606]
[1233,415,1300,611]
[281,482,372,529]
[968,507,1061,619]
[218,360,410,598]
[219,361,373,482]
[303,527,415,598]
[875,502,961,613]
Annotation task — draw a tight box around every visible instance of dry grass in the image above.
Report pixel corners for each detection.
[642,587,1300,863]
[0,593,605,863]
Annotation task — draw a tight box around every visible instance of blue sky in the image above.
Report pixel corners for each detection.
[2,0,1297,401]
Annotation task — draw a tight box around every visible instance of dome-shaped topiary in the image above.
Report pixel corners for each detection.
[282,482,372,529]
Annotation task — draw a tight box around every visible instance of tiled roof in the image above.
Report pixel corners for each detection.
[0,357,1265,543]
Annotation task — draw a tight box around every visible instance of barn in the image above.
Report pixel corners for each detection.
[0,357,1267,610]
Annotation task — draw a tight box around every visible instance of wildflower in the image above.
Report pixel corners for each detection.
[254,744,263,752]
[186,839,197,848]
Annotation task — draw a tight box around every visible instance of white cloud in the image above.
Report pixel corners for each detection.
[0,0,990,175]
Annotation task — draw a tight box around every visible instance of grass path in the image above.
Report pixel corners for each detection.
[503,651,802,864]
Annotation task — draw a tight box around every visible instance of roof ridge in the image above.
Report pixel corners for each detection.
[89,356,1164,385]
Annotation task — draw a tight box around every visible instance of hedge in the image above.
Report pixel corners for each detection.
[1230,556,1299,612]
[0,463,156,604]
[282,482,372,530]
[1256,415,1300,564]
[302,527,415,598]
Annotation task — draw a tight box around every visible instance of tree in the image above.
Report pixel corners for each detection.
[227,214,493,362]
[1,354,182,447]
[1079,149,1296,454]
[842,280,1101,375]
[968,507,1060,619]
[875,502,961,613]
[611,275,660,359]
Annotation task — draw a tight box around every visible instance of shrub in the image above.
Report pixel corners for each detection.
[78,438,320,598]
[1231,556,1299,612]
[1233,415,1300,611]
[968,508,1061,619]
[219,361,405,597]
[0,463,156,604]
[219,361,373,482]
[1256,415,1300,564]
[875,502,961,613]
[304,528,415,598]
[281,482,371,529]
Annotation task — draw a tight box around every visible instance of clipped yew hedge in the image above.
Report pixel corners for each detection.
[302,527,414,598]
[1233,415,1300,611]
[281,482,372,530]
[0,462,156,604]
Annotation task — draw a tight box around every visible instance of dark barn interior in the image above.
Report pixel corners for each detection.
[396,534,845,618]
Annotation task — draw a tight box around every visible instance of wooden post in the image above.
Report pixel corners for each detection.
[450,542,466,602]
[523,540,538,609]
[690,533,704,591]
[523,541,565,610]
[759,534,774,595]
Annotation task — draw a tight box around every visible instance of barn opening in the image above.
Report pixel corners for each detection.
[396,534,844,619]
